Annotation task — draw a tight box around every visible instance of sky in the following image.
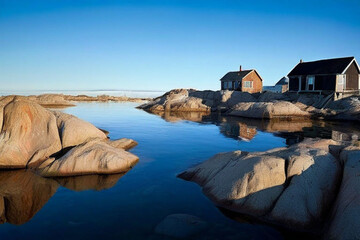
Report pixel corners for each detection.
[1,0,360,92]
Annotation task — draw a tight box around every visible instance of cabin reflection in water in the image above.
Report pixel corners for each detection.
[149,110,360,145]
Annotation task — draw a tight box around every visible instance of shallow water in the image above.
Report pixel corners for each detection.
[0,102,358,240]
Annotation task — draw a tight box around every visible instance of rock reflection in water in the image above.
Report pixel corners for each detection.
[149,110,360,144]
[54,173,126,191]
[0,170,129,225]
[148,110,210,123]
[0,170,59,225]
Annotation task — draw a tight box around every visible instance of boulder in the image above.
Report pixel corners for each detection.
[52,111,107,149]
[0,99,62,168]
[228,101,310,119]
[269,147,341,229]
[179,150,287,216]
[107,138,138,150]
[168,97,211,112]
[38,140,139,177]
[219,90,257,108]
[326,146,360,239]
[179,139,343,232]
[155,214,208,238]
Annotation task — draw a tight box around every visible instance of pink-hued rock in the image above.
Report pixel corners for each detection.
[0,99,62,168]
[38,140,139,177]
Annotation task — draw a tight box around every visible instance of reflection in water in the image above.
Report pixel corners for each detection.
[149,110,210,123]
[0,170,129,225]
[149,110,360,144]
[0,170,58,225]
[54,173,126,191]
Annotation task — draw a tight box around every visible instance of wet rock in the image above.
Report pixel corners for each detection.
[0,99,62,168]
[228,101,310,119]
[52,111,107,149]
[155,214,208,238]
[38,140,139,177]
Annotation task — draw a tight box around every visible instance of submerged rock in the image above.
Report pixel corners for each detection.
[0,99,62,168]
[155,214,208,238]
[38,140,139,177]
[179,139,343,232]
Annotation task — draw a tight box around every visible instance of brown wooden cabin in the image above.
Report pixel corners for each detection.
[288,57,360,99]
[220,66,263,93]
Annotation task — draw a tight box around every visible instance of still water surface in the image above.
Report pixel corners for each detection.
[0,102,358,240]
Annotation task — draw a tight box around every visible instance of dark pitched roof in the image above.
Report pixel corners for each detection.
[275,77,289,86]
[288,57,355,76]
[220,70,252,82]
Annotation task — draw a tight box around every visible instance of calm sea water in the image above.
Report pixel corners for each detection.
[0,102,358,240]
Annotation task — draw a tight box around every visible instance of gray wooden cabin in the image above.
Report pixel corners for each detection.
[287,57,360,99]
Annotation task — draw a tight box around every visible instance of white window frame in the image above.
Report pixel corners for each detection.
[243,81,253,88]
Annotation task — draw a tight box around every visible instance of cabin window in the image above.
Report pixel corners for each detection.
[307,76,315,91]
[243,81,253,88]
[235,81,239,89]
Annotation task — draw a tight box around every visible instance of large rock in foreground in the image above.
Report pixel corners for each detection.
[0,99,62,168]
[326,146,360,239]
[179,139,342,233]
[0,99,139,177]
[38,140,139,177]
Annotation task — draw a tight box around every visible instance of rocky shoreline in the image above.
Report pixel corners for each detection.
[1,93,150,109]
[138,89,360,122]
[178,138,360,239]
[0,96,139,176]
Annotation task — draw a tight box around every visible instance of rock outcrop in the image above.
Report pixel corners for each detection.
[0,98,62,168]
[179,139,350,235]
[228,101,310,119]
[138,89,360,122]
[38,140,138,177]
[0,98,139,177]
[326,145,360,239]
[52,111,107,149]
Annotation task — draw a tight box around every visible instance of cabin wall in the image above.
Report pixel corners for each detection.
[241,71,262,93]
[314,75,336,90]
[289,77,299,91]
[345,61,360,90]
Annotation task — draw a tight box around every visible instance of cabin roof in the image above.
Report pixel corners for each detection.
[288,57,355,76]
[220,69,262,82]
[275,77,289,86]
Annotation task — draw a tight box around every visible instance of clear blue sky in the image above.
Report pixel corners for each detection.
[1,0,359,91]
